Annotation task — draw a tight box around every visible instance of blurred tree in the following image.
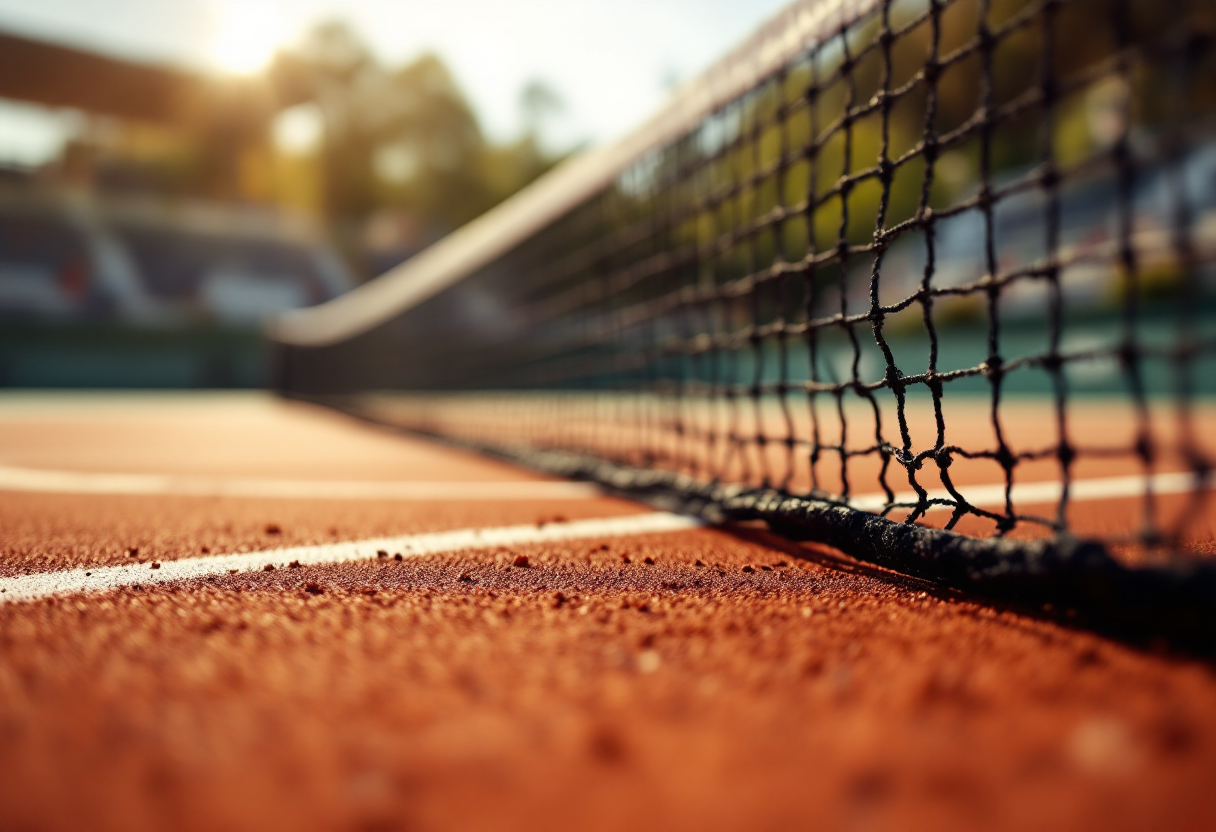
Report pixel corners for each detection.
[374,54,495,233]
[520,80,564,140]
[270,24,569,279]
[272,22,380,226]
[484,80,570,201]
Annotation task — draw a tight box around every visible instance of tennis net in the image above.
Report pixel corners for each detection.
[271,0,1216,647]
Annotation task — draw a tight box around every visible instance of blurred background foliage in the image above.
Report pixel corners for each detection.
[270,22,568,277]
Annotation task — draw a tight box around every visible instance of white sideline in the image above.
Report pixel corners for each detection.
[846,471,1200,513]
[0,465,601,501]
[0,512,702,605]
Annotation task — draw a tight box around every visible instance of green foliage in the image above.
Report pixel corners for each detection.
[273,22,567,273]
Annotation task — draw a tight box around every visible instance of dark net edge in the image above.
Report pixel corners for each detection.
[289,392,1216,657]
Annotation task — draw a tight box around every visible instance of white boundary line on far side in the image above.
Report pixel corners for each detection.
[0,512,703,605]
[845,470,1200,513]
[0,466,601,501]
[0,465,1199,509]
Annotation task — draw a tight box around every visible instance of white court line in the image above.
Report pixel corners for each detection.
[0,464,1200,510]
[846,471,1200,513]
[0,465,601,501]
[0,512,702,605]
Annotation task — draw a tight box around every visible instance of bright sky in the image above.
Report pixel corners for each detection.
[0,0,791,166]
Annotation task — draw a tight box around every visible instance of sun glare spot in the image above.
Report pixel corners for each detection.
[213,2,283,75]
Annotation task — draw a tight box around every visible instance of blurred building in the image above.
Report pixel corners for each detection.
[0,28,354,387]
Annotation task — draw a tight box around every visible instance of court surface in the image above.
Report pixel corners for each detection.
[1,392,1214,832]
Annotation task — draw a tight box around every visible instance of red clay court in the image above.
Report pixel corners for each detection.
[1,392,1214,832]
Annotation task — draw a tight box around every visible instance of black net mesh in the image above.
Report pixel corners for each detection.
[275,0,1216,645]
